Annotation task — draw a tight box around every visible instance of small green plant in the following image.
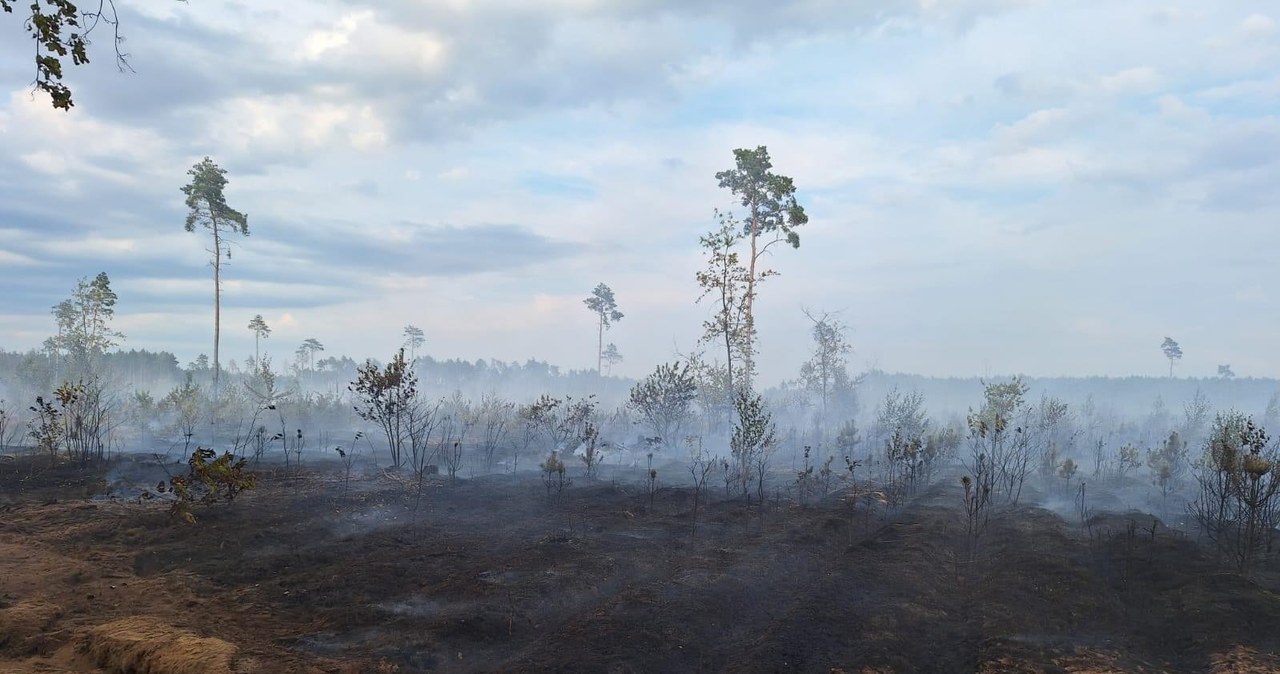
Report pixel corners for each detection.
[27,395,62,459]
[579,421,603,479]
[795,445,815,506]
[1117,444,1141,480]
[817,454,835,497]
[540,451,571,504]
[1058,458,1078,496]
[335,430,364,502]
[168,447,257,524]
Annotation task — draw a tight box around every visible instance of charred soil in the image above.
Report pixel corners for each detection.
[2,455,1279,673]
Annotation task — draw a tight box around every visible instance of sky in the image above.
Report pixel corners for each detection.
[0,0,1276,385]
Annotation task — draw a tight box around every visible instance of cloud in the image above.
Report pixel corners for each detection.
[1240,14,1276,38]
[0,0,1278,381]
[1098,66,1162,95]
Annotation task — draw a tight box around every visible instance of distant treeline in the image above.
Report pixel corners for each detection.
[855,370,1280,421]
[0,347,1275,423]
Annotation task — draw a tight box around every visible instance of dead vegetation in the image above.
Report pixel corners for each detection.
[80,617,241,674]
[1,455,1279,673]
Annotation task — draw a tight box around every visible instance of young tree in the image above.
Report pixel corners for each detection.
[1161,337,1183,377]
[601,343,623,375]
[1218,364,1235,379]
[44,271,123,378]
[715,146,808,388]
[350,349,418,469]
[628,362,698,449]
[1146,430,1187,506]
[799,308,853,434]
[583,283,623,374]
[182,157,249,401]
[403,325,425,361]
[730,390,777,504]
[966,377,1031,504]
[1189,412,1280,572]
[695,214,752,396]
[247,314,270,364]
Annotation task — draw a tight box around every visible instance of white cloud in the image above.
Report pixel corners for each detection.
[0,0,1277,381]
[1240,13,1276,38]
[206,95,390,155]
[1098,66,1162,95]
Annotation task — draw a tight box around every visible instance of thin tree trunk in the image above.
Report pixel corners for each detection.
[724,327,734,400]
[744,201,759,390]
[212,226,221,438]
[597,315,603,374]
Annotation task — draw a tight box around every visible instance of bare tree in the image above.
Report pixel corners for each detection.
[687,436,715,535]
[478,393,514,471]
[799,308,853,438]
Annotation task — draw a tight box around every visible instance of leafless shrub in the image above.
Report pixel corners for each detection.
[1188,412,1280,573]
[478,393,514,471]
[687,436,715,535]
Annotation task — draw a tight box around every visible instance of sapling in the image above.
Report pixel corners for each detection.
[579,421,603,479]
[795,445,815,507]
[1075,481,1094,538]
[540,451,571,504]
[27,395,63,460]
[687,436,715,535]
[1146,431,1186,512]
[0,400,23,453]
[721,458,733,498]
[1058,458,1078,496]
[335,430,363,503]
[818,454,835,497]
[1116,444,1141,480]
[961,474,991,564]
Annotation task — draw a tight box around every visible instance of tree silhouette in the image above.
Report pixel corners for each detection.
[583,283,623,374]
[247,314,270,365]
[1161,337,1183,378]
[182,157,248,403]
[715,146,808,390]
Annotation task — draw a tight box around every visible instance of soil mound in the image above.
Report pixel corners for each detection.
[79,616,242,674]
[0,599,63,655]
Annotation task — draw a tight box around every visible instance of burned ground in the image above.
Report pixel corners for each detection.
[2,455,1279,673]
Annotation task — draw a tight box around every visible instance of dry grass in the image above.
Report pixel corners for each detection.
[79,617,241,674]
[0,599,63,655]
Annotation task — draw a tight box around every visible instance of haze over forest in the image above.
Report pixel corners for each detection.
[1,1,1278,384]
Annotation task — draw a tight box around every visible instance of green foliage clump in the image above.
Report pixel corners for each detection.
[168,447,257,524]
